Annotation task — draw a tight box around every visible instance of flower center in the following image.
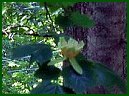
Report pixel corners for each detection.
[61,48,79,59]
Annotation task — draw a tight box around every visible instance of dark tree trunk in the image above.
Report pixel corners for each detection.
[65,2,127,94]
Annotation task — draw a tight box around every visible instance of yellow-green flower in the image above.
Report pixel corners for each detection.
[48,37,85,75]
[58,37,84,59]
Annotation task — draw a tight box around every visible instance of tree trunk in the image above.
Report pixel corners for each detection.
[65,2,127,94]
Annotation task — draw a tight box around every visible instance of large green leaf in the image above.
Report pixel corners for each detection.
[30,47,52,65]
[93,63,127,93]
[12,43,51,59]
[62,54,127,93]
[70,11,95,28]
[30,81,64,94]
[34,66,61,80]
[62,58,96,93]
[55,12,95,28]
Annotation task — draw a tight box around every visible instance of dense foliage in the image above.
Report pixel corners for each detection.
[2,2,126,94]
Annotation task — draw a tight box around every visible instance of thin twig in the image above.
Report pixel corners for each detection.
[44,2,53,23]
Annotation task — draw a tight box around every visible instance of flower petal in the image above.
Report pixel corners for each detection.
[69,58,83,74]
[58,37,67,48]
[76,41,85,50]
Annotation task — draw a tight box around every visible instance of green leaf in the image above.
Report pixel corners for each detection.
[62,54,126,93]
[55,15,71,28]
[34,66,61,80]
[69,58,83,75]
[62,59,96,93]
[12,43,50,59]
[30,81,64,94]
[70,11,95,28]
[30,47,52,65]
[39,2,76,13]
[55,12,95,28]
[18,28,26,33]
[93,63,127,93]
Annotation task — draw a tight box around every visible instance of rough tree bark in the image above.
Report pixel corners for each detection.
[65,2,127,94]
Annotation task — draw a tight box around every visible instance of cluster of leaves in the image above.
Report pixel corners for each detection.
[2,2,126,94]
[2,60,38,94]
[2,36,38,94]
[12,43,127,94]
[2,2,57,94]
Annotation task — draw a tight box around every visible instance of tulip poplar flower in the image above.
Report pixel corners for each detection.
[48,37,85,74]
